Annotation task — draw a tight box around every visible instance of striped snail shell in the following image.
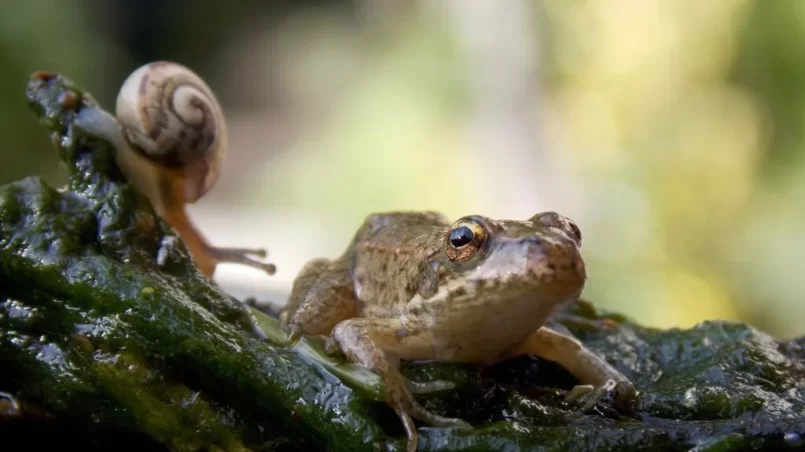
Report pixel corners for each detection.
[114,61,227,205]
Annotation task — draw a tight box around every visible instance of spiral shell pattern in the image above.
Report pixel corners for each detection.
[115,61,227,202]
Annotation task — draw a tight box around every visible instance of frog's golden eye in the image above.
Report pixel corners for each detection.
[446,219,487,261]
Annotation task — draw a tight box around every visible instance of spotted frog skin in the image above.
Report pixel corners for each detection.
[280,211,635,451]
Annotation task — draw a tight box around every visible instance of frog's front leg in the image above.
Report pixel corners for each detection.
[496,327,636,412]
[328,318,472,452]
[282,259,359,343]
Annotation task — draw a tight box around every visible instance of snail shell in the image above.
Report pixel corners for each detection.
[115,61,227,206]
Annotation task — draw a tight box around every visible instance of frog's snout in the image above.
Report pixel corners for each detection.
[523,237,587,287]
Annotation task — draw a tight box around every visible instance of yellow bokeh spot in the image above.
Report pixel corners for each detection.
[652,269,743,329]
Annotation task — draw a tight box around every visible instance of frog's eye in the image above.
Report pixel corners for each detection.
[446,219,487,261]
[449,227,474,247]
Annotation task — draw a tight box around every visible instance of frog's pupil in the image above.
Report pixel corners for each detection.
[449,226,474,247]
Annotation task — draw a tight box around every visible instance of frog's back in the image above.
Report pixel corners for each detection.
[353,211,449,237]
[349,211,450,318]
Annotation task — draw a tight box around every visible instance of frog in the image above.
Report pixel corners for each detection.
[280,211,636,451]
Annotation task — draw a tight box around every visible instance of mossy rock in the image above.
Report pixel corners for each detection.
[1,72,804,451]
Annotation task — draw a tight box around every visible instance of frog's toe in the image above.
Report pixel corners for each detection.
[568,383,605,412]
[441,417,473,430]
[397,410,418,452]
[323,335,343,357]
[409,404,472,430]
[407,379,456,394]
[565,384,595,404]
[285,326,303,346]
[422,413,472,430]
[566,379,636,413]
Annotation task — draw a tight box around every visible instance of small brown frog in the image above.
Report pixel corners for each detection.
[280,211,635,451]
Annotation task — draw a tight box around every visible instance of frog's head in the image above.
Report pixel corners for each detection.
[436,211,587,307]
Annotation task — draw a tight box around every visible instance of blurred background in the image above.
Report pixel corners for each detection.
[1,0,803,339]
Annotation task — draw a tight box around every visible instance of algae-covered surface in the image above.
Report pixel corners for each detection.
[1,71,805,451]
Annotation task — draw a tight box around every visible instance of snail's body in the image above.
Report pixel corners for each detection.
[74,61,275,278]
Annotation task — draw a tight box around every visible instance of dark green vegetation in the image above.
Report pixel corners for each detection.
[1,72,805,451]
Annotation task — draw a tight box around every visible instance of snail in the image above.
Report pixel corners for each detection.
[74,61,275,278]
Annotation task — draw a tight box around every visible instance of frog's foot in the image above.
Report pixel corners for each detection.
[494,326,637,413]
[565,378,635,412]
[323,335,341,356]
[285,326,303,347]
[565,384,595,404]
[390,375,471,452]
[403,400,471,429]
[407,379,456,394]
[331,318,473,452]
